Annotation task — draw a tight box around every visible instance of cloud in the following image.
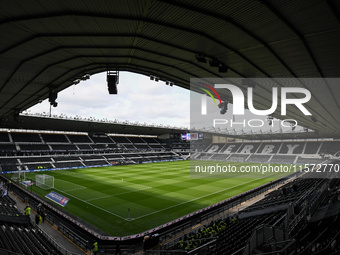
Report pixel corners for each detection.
[27,72,190,128]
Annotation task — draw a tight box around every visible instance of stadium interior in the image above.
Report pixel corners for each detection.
[1,1,340,255]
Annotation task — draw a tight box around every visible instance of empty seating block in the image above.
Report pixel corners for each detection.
[11,133,41,143]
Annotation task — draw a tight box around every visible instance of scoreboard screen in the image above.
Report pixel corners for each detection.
[181,133,199,140]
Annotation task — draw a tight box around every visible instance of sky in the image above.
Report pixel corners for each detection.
[26,72,191,128]
[25,72,305,134]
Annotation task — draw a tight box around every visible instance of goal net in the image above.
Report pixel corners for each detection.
[11,170,25,182]
[36,174,54,190]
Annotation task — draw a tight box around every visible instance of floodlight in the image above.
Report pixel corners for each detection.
[195,54,207,63]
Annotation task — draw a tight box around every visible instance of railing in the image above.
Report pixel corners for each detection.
[148,178,288,253]
[0,166,296,253]
[95,245,136,255]
[313,230,340,255]
[288,207,307,236]
[259,240,296,255]
[59,223,89,251]
[37,225,83,255]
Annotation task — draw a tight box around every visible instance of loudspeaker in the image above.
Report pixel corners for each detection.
[108,82,117,94]
[49,91,57,103]
[107,75,117,83]
[107,75,118,94]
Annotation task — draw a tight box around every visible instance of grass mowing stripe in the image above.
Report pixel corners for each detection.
[53,187,128,220]
[18,161,294,236]
[85,186,152,202]
[131,176,266,220]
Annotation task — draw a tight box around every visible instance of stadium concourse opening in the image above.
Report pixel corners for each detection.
[1,1,340,255]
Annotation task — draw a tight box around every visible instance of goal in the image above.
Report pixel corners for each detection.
[36,174,54,190]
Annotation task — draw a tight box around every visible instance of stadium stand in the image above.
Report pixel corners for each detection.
[19,144,51,151]
[0,132,10,142]
[196,141,340,166]
[110,136,131,144]
[67,134,93,143]
[320,141,340,155]
[49,144,78,151]
[0,131,183,172]
[40,133,69,143]
[155,163,340,255]
[0,185,72,255]
[228,154,250,162]
[246,154,272,163]
[11,132,42,143]
[304,142,322,154]
[0,144,17,153]
[1,130,339,255]
[76,144,92,150]
[270,155,297,164]
[1,1,340,254]
[89,135,114,144]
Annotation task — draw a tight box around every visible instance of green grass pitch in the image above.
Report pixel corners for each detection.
[20,161,294,236]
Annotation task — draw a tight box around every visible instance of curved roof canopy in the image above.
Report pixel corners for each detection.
[0,0,340,137]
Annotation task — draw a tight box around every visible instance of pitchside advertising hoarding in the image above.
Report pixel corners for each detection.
[190,78,340,179]
[45,191,70,207]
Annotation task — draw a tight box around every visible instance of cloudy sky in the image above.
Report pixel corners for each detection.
[26,72,304,134]
[27,72,190,128]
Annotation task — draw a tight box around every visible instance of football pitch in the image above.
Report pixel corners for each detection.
[21,161,293,236]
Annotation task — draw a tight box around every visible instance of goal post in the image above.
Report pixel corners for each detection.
[11,170,25,182]
[36,174,54,190]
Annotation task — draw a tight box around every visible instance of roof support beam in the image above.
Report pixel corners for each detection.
[0,13,274,77]
[0,45,231,93]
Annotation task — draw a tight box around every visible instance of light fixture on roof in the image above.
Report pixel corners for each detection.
[107,70,119,95]
[49,88,58,107]
[195,54,207,63]
[165,81,174,86]
[81,74,90,80]
[150,75,160,82]
[73,79,80,85]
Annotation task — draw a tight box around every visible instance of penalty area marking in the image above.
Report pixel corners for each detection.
[53,187,128,220]
[56,179,87,192]
[52,175,152,220]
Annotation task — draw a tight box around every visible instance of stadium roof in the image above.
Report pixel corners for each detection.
[0,0,340,138]
[0,115,188,136]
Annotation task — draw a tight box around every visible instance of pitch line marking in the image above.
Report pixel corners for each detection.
[53,172,152,220]
[130,176,271,221]
[52,166,278,221]
[56,179,87,191]
[85,187,152,202]
[57,170,150,189]
[53,187,127,220]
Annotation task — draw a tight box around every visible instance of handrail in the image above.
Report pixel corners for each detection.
[37,225,83,255]
[314,230,340,255]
